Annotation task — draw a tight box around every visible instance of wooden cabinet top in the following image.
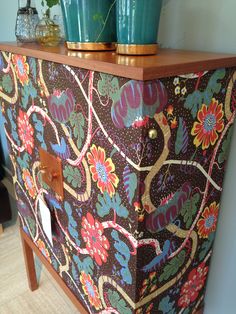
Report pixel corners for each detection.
[1,42,236,81]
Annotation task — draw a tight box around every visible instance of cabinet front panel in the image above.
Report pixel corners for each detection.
[1,50,235,314]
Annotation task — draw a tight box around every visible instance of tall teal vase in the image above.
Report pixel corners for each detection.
[61,0,116,51]
[116,0,163,55]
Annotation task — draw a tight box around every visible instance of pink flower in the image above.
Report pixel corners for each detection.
[17,109,34,154]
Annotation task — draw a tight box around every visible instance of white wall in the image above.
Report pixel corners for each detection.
[0,1,236,313]
[159,0,236,54]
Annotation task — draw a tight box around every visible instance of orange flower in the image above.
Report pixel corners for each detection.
[80,272,102,310]
[167,105,174,115]
[171,117,178,129]
[37,239,51,263]
[12,54,29,86]
[197,202,219,238]
[22,169,36,199]
[191,98,224,150]
[87,145,119,196]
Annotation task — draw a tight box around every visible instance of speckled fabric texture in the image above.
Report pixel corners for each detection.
[1,50,236,314]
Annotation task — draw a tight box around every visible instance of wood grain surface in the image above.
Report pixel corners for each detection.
[0,42,236,80]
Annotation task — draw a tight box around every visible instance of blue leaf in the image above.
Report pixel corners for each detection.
[123,166,137,205]
[175,118,189,155]
[29,58,37,82]
[111,230,132,285]
[73,255,94,275]
[96,192,128,218]
[50,137,71,160]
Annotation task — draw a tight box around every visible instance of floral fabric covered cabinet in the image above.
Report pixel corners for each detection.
[0,43,236,314]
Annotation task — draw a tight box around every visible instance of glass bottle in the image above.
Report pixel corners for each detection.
[15,0,39,42]
[35,12,61,47]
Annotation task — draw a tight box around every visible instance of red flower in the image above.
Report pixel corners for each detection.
[136,303,154,314]
[197,202,219,238]
[17,109,34,154]
[132,116,149,128]
[178,262,208,308]
[140,272,157,297]
[22,168,36,199]
[12,54,29,86]
[191,98,224,150]
[80,272,102,310]
[81,213,110,266]
[87,145,119,197]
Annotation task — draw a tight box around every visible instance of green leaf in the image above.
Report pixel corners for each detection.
[159,251,186,282]
[45,0,60,8]
[69,112,85,150]
[98,73,120,102]
[22,80,37,109]
[107,289,132,314]
[2,74,13,93]
[63,165,82,188]
[158,295,176,314]
[218,127,233,164]
[184,90,202,118]
[180,193,200,229]
[199,232,215,261]
[184,69,226,118]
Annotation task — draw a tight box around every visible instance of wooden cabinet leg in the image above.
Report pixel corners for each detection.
[20,230,38,291]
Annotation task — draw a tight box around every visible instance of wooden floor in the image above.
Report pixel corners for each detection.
[0,221,79,313]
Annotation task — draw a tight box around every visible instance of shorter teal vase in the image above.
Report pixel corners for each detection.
[60,0,116,51]
[116,0,163,55]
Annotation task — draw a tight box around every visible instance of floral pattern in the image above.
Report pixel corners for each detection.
[1,50,236,314]
[197,202,219,238]
[178,262,208,308]
[87,144,119,196]
[81,212,110,266]
[80,272,102,310]
[191,98,224,149]
[12,54,29,86]
[37,239,51,263]
[22,168,36,199]
[17,109,34,154]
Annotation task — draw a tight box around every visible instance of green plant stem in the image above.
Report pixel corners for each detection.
[95,0,116,42]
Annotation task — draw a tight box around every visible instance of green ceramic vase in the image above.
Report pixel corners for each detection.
[60,0,116,50]
[116,0,163,55]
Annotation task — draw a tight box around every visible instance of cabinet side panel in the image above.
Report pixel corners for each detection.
[137,68,236,313]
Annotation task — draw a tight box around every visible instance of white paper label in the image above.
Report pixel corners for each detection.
[39,198,53,246]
